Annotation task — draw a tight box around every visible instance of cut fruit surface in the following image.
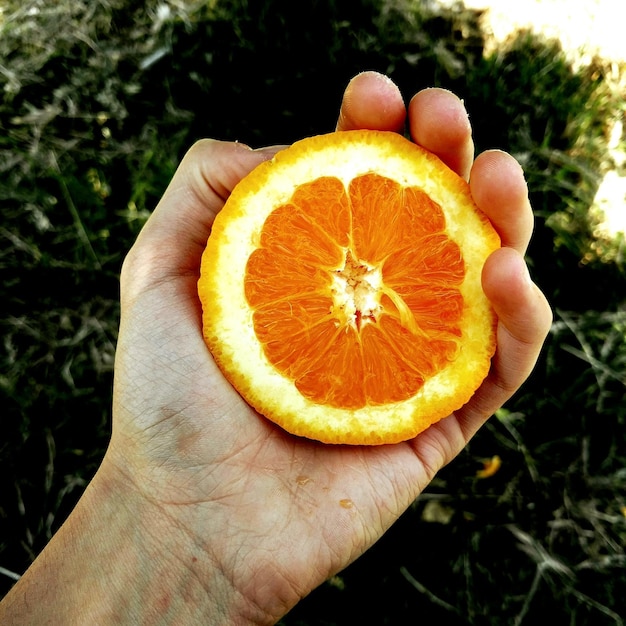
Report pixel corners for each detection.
[198,130,500,445]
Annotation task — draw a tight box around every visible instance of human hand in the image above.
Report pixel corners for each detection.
[0,72,552,625]
[109,72,552,622]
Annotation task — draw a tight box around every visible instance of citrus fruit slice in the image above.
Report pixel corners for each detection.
[198,130,500,445]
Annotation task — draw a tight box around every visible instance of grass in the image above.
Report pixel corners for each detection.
[1,0,625,623]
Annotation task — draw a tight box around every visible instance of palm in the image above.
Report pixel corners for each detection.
[112,218,447,599]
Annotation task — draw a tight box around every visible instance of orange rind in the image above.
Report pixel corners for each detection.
[198,130,500,445]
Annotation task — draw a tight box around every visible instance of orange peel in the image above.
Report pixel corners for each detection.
[198,130,500,445]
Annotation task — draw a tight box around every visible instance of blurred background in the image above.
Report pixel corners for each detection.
[1,0,624,623]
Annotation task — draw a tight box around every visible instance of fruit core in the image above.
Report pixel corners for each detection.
[331,250,383,332]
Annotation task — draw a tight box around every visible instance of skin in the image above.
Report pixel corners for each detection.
[0,71,552,625]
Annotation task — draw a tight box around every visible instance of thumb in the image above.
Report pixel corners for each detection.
[121,140,280,301]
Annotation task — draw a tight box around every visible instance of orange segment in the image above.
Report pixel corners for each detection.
[349,174,446,263]
[289,176,351,249]
[198,130,500,445]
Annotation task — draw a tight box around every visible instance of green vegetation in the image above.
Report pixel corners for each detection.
[1,0,624,623]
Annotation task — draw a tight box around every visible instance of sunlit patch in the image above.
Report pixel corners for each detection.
[592,170,626,239]
[441,0,626,66]
[586,114,626,265]
[592,118,626,242]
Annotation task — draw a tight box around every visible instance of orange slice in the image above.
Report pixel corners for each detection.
[198,130,500,445]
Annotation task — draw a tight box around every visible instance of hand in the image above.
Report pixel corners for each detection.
[0,72,552,625]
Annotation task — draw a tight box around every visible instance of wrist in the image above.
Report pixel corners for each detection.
[0,455,271,625]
